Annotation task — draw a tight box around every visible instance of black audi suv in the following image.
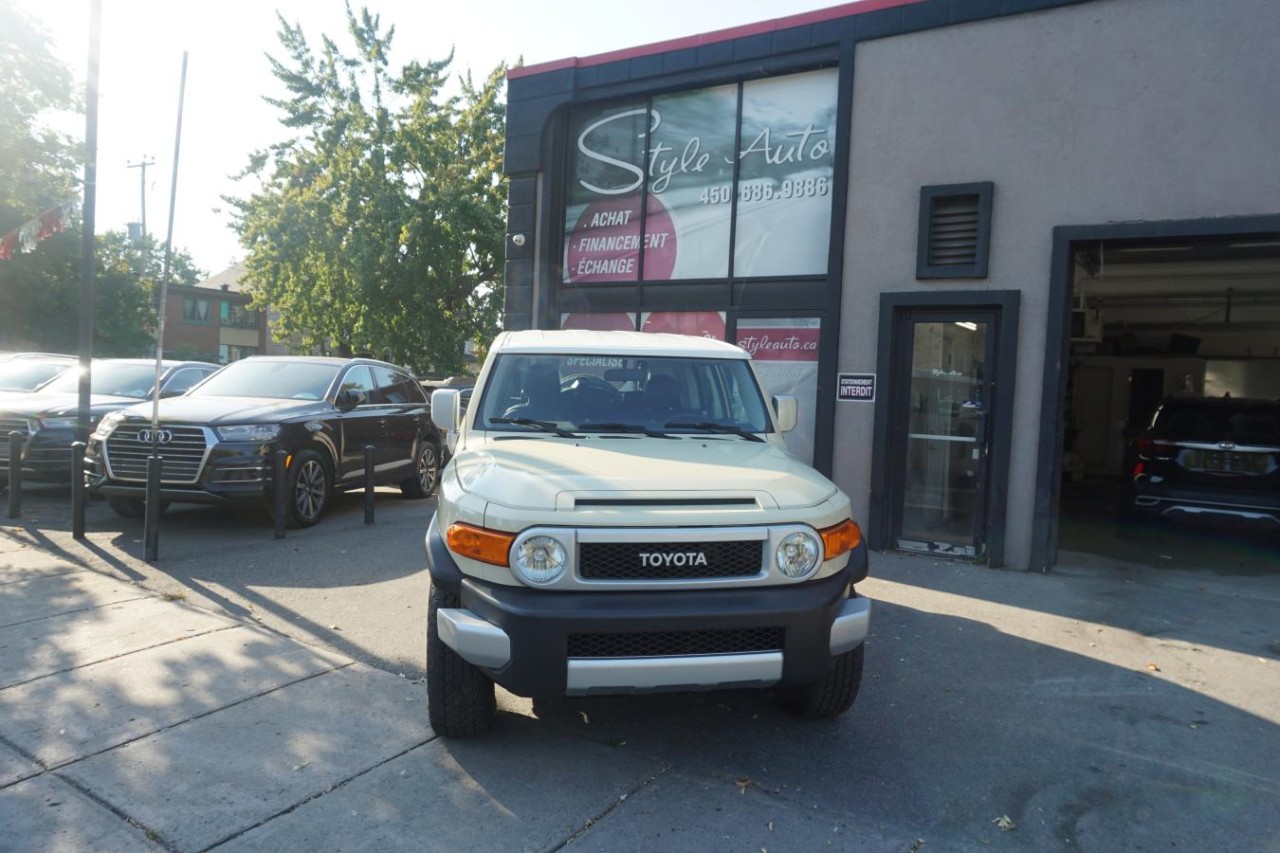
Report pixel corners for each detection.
[1,358,217,485]
[85,356,441,526]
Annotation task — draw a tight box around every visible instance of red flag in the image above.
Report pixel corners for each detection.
[0,204,69,260]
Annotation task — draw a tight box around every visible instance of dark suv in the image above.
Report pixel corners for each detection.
[0,358,217,484]
[85,356,441,526]
[1120,396,1280,533]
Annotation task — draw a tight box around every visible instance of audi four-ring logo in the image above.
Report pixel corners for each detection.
[138,428,174,445]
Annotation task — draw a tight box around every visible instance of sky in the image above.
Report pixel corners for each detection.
[15,0,848,277]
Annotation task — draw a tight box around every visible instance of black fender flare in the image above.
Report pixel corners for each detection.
[424,512,463,596]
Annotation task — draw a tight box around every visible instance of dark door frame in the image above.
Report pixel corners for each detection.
[1029,214,1280,571]
[869,290,1020,568]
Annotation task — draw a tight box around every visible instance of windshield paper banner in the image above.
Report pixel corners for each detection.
[564,69,837,284]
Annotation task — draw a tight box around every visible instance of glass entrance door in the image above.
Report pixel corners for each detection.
[895,317,996,557]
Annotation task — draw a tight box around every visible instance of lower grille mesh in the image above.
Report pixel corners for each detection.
[567,627,784,658]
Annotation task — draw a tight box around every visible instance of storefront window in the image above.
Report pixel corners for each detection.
[733,71,837,278]
[641,311,726,340]
[736,317,821,463]
[563,68,837,285]
[564,103,647,283]
[560,312,638,331]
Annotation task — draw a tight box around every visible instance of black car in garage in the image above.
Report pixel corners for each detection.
[85,356,441,526]
[0,359,217,484]
[1120,396,1280,534]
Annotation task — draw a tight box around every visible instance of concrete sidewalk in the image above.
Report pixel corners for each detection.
[1,520,1278,851]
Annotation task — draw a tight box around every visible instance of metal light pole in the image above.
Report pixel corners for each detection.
[126,156,153,240]
[72,0,102,540]
[144,51,188,562]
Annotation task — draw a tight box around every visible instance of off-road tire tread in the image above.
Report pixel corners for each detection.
[427,584,496,736]
[776,643,864,719]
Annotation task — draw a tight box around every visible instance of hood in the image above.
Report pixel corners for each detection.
[113,395,332,425]
[0,392,146,420]
[451,434,837,511]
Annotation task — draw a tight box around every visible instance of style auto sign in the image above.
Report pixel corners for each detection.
[563,69,838,283]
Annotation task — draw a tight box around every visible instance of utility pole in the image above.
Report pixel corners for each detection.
[126,156,153,241]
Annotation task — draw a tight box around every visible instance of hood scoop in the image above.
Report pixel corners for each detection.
[573,497,759,508]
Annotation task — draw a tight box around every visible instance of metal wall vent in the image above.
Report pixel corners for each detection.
[917,182,994,279]
[928,195,980,267]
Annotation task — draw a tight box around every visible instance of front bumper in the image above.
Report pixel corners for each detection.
[426,517,871,698]
[438,592,870,697]
[2,430,75,482]
[1128,482,1280,529]
[83,436,277,505]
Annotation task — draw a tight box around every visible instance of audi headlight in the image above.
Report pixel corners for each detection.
[775,531,820,579]
[215,424,281,442]
[512,535,567,585]
[38,416,78,430]
[92,410,125,439]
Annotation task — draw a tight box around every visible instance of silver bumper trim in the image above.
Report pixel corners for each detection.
[437,608,511,669]
[829,597,871,656]
[565,652,783,696]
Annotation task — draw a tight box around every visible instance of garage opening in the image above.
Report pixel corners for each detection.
[1056,234,1280,573]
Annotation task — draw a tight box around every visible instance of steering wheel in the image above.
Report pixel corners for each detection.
[561,374,621,400]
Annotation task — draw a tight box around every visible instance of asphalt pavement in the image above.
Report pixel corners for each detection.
[1,489,1278,851]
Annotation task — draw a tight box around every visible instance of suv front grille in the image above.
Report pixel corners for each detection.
[105,425,208,484]
[579,540,763,580]
[567,627,784,658]
[0,418,31,461]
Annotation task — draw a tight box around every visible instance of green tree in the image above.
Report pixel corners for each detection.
[230,5,506,374]
[0,0,78,223]
[0,0,202,356]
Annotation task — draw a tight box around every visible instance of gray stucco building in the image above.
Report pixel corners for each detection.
[499,0,1280,570]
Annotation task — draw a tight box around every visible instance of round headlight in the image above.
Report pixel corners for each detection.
[775,531,820,579]
[512,535,567,585]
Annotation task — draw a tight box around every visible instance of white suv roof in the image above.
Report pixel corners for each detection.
[493,329,748,359]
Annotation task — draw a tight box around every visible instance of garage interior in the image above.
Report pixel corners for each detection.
[1056,235,1280,570]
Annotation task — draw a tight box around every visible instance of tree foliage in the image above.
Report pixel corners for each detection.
[229,5,507,374]
[0,0,202,356]
[0,0,78,221]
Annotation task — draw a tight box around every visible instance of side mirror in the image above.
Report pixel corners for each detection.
[336,388,366,412]
[159,386,185,398]
[772,395,798,433]
[431,388,461,433]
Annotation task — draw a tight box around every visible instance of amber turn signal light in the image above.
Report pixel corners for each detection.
[819,519,862,560]
[446,522,515,567]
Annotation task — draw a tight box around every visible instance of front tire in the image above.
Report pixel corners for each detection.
[400,440,439,499]
[776,643,864,719]
[285,449,330,528]
[427,583,496,737]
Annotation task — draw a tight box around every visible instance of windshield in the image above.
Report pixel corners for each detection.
[41,363,161,398]
[191,360,340,400]
[0,361,73,391]
[475,353,772,435]
[1153,401,1280,445]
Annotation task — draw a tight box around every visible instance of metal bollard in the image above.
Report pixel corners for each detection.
[273,450,288,539]
[143,455,162,562]
[7,431,21,519]
[71,441,86,539]
[363,444,375,524]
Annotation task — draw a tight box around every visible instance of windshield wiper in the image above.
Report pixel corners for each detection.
[576,422,680,439]
[489,417,580,438]
[663,420,766,443]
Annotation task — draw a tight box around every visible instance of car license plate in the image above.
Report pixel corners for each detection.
[1184,449,1268,474]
